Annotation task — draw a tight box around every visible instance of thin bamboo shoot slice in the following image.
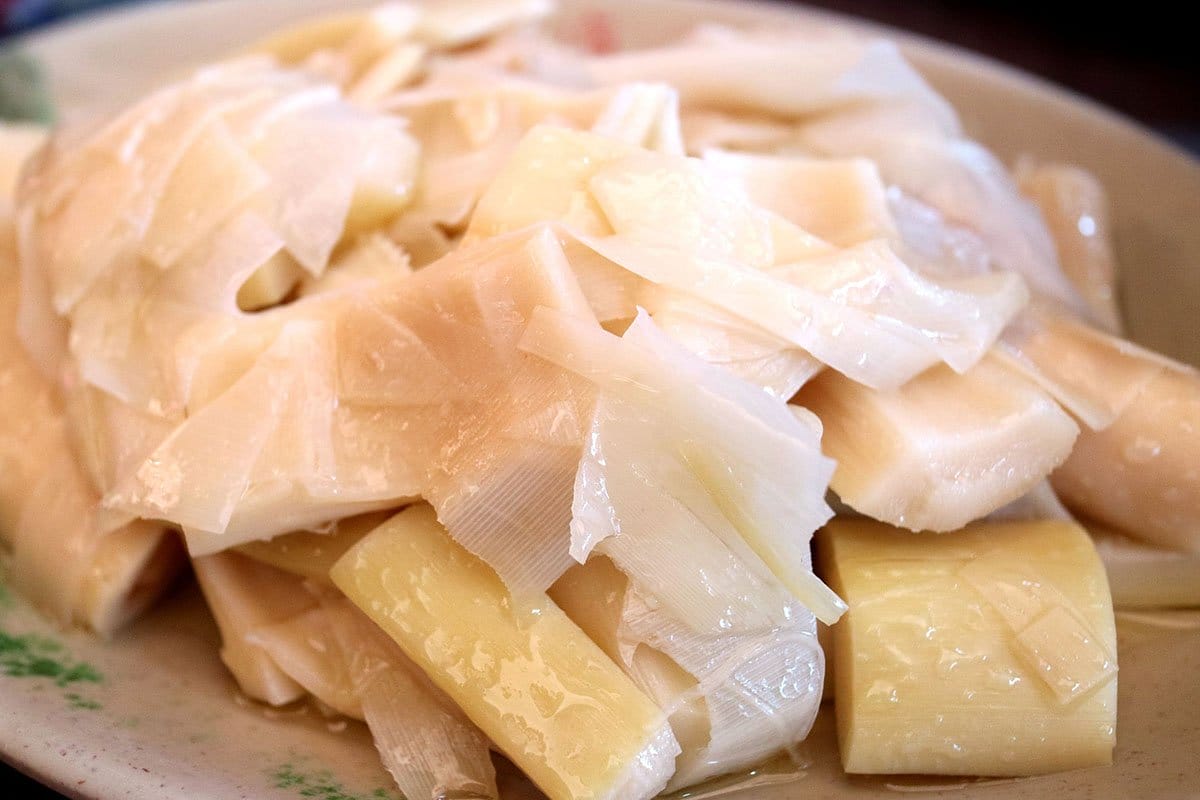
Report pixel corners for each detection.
[108,322,302,546]
[766,239,1027,374]
[619,585,823,790]
[522,307,843,628]
[587,151,777,269]
[702,150,897,247]
[799,121,1090,316]
[331,504,680,800]
[549,558,710,777]
[554,555,824,790]
[141,119,268,269]
[235,511,393,583]
[192,552,315,706]
[996,308,1170,430]
[1052,364,1200,553]
[576,234,965,390]
[645,289,822,399]
[467,125,631,240]
[1016,160,1123,333]
[797,355,1079,531]
[591,83,684,155]
[248,604,362,718]
[818,517,1117,776]
[77,522,184,638]
[323,597,500,800]
[587,37,957,130]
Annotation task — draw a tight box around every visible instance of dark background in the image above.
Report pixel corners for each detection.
[1,0,1197,797]
[799,0,1200,152]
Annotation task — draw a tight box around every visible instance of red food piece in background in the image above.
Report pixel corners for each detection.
[580,10,619,54]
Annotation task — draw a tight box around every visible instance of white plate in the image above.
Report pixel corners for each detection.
[3,2,1200,799]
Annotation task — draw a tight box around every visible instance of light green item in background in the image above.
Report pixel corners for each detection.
[0,48,55,123]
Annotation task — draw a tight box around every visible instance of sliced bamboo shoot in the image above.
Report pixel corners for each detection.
[329,599,500,800]
[1016,161,1122,333]
[549,558,710,775]
[248,603,363,718]
[522,307,842,629]
[796,355,1079,531]
[1051,365,1200,552]
[996,308,1168,430]
[331,504,680,800]
[550,555,825,791]
[2,246,180,635]
[78,523,185,638]
[234,511,393,583]
[818,517,1117,776]
[192,552,316,706]
[703,150,897,247]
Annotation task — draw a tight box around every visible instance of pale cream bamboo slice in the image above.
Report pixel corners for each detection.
[1016,161,1122,333]
[192,552,316,706]
[1052,364,1200,553]
[796,355,1079,531]
[1,234,180,636]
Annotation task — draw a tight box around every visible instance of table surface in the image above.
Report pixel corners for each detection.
[1,0,1196,797]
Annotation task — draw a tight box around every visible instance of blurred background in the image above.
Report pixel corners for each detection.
[0,0,1196,797]
[2,0,1198,150]
[799,0,1200,152]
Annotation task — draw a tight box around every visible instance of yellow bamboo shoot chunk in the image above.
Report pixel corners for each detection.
[549,557,711,776]
[235,511,392,583]
[331,504,680,800]
[817,518,1117,776]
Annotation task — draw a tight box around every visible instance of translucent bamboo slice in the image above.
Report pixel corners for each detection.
[591,83,685,155]
[192,552,316,706]
[702,150,897,247]
[620,585,822,790]
[324,598,500,800]
[797,355,1079,531]
[551,555,827,792]
[331,504,680,800]
[1016,160,1123,333]
[522,307,842,629]
[818,517,1117,776]
[995,308,1170,430]
[587,37,956,130]
[549,558,709,781]
[248,602,362,719]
